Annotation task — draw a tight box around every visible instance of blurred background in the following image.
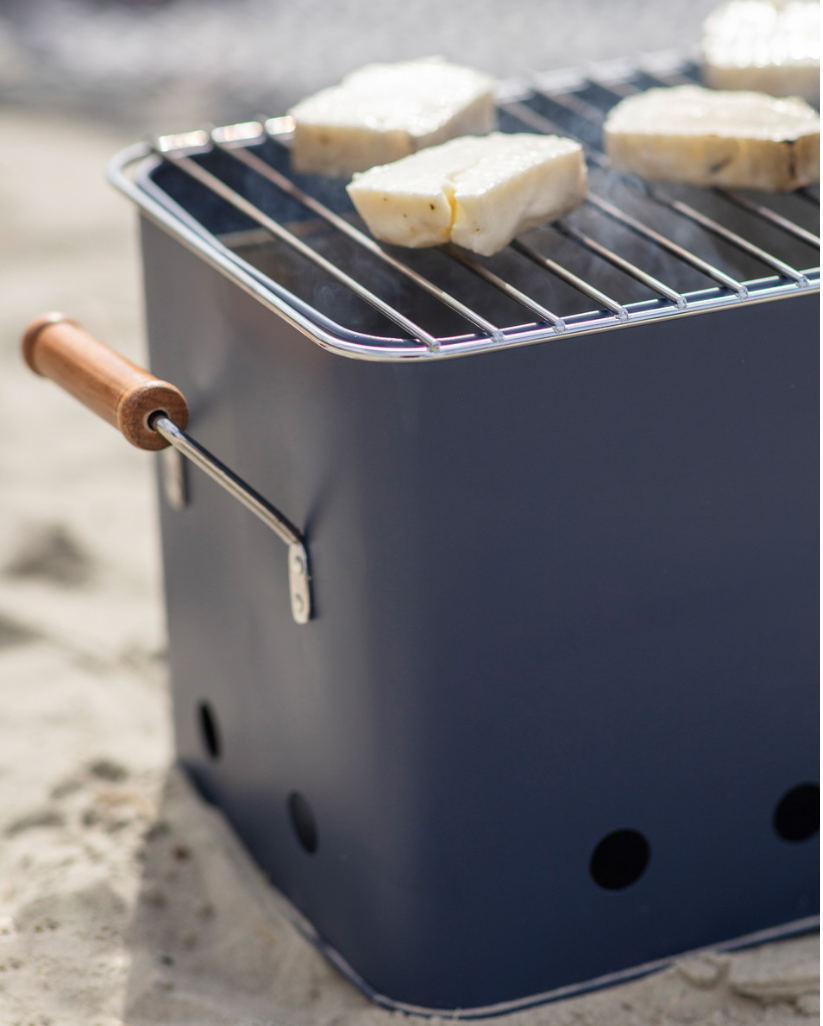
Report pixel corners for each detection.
[0,0,720,130]
[1,3,818,1024]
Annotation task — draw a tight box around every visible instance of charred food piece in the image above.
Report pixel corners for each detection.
[347,133,587,257]
[288,57,496,177]
[604,85,820,191]
[702,0,820,105]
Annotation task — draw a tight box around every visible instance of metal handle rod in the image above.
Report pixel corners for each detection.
[152,415,312,625]
[219,135,505,343]
[441,245,565,330]
[158,147,442,352]
[152,415,301,547]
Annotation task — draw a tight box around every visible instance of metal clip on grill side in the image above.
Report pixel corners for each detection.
[21,313,312,625]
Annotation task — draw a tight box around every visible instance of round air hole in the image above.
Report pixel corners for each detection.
[197,701,221,760]
[288,791,318,854]
[773,783,819,843]
[590,829,650,890]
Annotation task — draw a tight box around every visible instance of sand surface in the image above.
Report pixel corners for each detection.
[0,106,818,1026]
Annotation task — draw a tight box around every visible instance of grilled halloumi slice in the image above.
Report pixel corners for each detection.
[346,133,587,256]
[702,0,820,105]
[604,85,820,191]
[288,57,496,177]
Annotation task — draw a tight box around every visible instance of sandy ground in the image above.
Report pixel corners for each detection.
[0,105,819,1025]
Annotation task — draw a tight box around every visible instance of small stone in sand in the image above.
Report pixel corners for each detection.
[88,758,129,783]
[675,954,729,989]
[4,523,93,588]
[796,991,820,1016]
[5,807,65,836]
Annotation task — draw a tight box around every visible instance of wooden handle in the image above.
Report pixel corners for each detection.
[22,313,188,451]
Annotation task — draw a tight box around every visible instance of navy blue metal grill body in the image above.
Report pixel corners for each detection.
[116,54,820,1016]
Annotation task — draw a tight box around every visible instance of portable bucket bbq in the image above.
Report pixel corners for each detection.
[23,52,819,1017]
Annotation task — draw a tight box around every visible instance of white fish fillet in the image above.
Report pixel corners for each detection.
[604,85,820,191]
[346,133,587,257]
[702,0,820,104]
[288,57,496,177]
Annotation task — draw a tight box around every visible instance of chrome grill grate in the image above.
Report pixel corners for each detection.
[110,51,820,360]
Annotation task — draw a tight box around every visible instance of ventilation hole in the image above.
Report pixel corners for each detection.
[197,701,221,760]
[590,829,650,890]
[773,783,819,843]
[288,791,318,854]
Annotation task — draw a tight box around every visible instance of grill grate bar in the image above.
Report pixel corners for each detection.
[637,65,697,89]
[540,77,812,286]
[216,130,504,342]
[715,190,821,248]
[442,245,566,330]
[593,75,817,272]
[502,100,696,306]
[538,88,608,127]
[586,76,637,99]
[511,238,629,320]
[610,62,697,90]
[156,144,442,350]
[505,96,748,295]
[124,52,818,360]
[552,220,688,308]
[654,194,810,284]
[587,194,748,297]
[499,101,608,168]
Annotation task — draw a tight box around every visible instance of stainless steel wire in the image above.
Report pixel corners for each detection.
[156,144,443,351]
[587,194,748,297]
[503,97,748,296]
[715,191,820,249]
[217,130,505,342]
[535,76,812,288]
[441,245,565,330]
[551,221,688,308]
[511,239,629,321]
[796,188,820,206]
[606,64,821,251]
[143,57,818,354]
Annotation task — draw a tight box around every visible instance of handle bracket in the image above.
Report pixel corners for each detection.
[152,416,312,625]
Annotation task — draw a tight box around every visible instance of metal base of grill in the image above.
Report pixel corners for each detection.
[142,205,819,1011]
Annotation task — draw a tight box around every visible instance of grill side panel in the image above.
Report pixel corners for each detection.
[141,215,819,1011]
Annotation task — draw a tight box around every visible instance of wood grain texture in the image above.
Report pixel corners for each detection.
[22,314,188,450]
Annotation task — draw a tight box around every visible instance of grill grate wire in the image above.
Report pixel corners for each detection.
[532,65,814,286]
[134,53,819,358]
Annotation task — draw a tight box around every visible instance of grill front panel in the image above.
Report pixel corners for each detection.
[142,206,819,1011]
